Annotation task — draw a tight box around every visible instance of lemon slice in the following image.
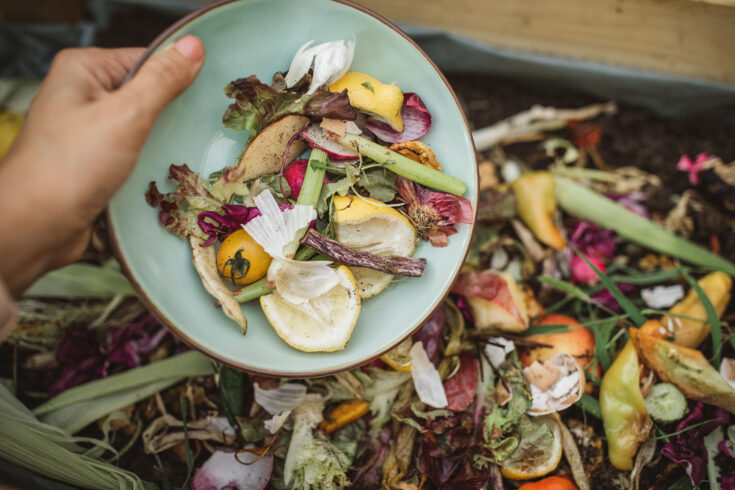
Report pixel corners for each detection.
[500,415,562,480]
[260,265,361,352]
[329,72,404,131]
[333,195,417,298]
[380,337,413,372]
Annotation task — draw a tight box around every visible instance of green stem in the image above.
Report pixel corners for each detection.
[337,133,467,196]
[297,148,327,206]
[234,151,327,304]
[233,278,272,303]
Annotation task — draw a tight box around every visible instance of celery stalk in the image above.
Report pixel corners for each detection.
[336,133,467,196]
[235,150,327,303]
[296,148,327,206]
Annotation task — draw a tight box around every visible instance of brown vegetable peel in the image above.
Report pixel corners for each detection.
[630,328,735,414]
[190,236,247,333]
[301,228,426,276]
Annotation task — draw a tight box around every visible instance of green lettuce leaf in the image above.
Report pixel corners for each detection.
[317,161,360,217]
[284,400,350,489]
[355,367,411,435]
[358,168,398,202]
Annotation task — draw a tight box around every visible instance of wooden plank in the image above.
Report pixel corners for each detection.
[355,0,735,85]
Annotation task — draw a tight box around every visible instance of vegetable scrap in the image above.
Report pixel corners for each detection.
[146,39,473,352]
[7,69,735,489]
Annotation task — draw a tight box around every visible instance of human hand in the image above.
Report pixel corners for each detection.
[0,36,205,297]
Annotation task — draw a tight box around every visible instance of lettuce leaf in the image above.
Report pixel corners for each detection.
[283,400,351,489]
[222,73,355,143]
[145,164,223,239]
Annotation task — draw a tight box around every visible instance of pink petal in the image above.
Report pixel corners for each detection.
[570,253,606,284]
[677,155,695,171]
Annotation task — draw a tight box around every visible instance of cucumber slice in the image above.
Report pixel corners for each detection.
[644,383,688,423]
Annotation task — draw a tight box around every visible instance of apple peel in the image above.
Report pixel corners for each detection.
[452,271,529,332]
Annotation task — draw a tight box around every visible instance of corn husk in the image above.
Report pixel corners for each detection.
[0,384,151,490]
[33,351,213,434]
[24,262,136,299]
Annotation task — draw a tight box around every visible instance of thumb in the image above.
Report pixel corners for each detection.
[121,35,205,121]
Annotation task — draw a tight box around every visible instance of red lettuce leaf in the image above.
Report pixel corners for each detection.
[49,314,176,397]
[146,164,223,240]
[222,73,355,143]
[365,93,432,143]
[413,307,446,363]
[661,402,730,487]
[444,354,479,412]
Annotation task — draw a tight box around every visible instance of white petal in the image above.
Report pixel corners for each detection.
[243,190,316,259]
[264,411,292,434]
[205,416,237,437]
[283,40,354,95]
[254,382,307,415]
[308,40,354,95]
[410,341,448,408]
[484,337,515,368]
[641,285,685,309]
[284,40,315,88]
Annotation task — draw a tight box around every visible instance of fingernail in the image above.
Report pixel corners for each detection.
[174,35,204,62]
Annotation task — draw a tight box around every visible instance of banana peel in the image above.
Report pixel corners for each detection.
[630,328,735,414]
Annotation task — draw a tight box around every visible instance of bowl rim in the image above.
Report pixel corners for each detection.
[107,0,479,377]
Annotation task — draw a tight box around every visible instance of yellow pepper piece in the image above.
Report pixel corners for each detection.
[631,328,735,413]
[600,338,652,470]
[512,172,566,250]
[329,72,403,132]
[664,271,731,348]
[319,400,369,434]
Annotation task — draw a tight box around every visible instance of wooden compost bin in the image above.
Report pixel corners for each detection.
[357,0,735,85]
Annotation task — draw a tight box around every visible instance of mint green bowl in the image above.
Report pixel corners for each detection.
[108,0,478,376]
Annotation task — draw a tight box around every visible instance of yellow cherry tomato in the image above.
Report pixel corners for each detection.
[216,229,271,286]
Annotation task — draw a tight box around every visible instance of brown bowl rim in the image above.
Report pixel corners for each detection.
[107,0,479,377]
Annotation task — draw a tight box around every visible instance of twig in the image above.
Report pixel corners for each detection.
[472,102,617,151]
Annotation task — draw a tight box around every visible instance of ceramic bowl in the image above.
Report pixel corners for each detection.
[108,0,478,376]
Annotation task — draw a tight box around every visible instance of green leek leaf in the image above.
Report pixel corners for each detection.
[555,176,735,276]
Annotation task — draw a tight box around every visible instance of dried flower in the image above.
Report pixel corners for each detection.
[396,177,473,247]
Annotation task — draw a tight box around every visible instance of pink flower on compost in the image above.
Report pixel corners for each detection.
[677,153,715,186]
[570,253,606,284]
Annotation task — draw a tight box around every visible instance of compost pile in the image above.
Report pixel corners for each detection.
[3,76,735,490]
